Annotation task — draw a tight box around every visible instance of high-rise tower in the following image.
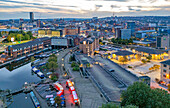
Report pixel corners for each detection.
[30,12,34,23]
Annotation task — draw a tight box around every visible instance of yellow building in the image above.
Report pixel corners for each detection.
[133,47,165,60]
[38,30,46,37]
[52,30,60,37]
[38,29,62,37]
[111,50,135,62]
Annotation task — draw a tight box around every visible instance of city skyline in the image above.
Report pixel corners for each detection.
[0,0,170,20]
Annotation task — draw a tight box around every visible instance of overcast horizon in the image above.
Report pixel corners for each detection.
[0,0,170,20]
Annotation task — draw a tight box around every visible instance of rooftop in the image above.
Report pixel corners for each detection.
[135,47,164,54]
[160,59,170,65]
[10,40,42,50]
[113,50,134,56]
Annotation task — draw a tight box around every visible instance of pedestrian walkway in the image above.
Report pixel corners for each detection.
[32,87,49,108]
[62,83,75,108]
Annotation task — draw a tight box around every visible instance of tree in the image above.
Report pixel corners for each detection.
[50,73,59,81]
[128,38,133,44]
[16,34,24,41]
[48,56,57,63]
[100,103,138,108]
[0,31,2,37]
[71,62,76,67]
[47,61,58,72]
[100,103,119,108]
[168,84,170,91]
[7,35,11,42]
[121,82,170,108]
[24,34,30,40]
[73,67,79,71]
[27,31,33,39]
[141,59,147,64]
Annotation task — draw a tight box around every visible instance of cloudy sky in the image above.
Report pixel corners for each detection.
[0,0,170,19]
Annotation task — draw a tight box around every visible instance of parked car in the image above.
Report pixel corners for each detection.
[109,69,115,72]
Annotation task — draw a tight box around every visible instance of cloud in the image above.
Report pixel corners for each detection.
[0,0,169,19]
[86,0,128,1]
[95,5,103,11]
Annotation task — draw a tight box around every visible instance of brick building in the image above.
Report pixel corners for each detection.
[5,41,43,58]
[64,27,80,36]
[33,37,51,47]
[79,36,99,56]
[65,35,84,47]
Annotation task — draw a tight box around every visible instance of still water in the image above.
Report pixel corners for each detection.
[0,62,41,108]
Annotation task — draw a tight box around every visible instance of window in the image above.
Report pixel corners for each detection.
[164,64,167,67]
[163,69,166,72]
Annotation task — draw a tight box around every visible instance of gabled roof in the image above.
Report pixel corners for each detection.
[34,37,50,41]
[10,41,42,50]
[113,50,134,56]
[160,59,170,65]
[135,47,164,54]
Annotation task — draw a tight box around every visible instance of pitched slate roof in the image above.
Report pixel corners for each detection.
[34,37,50,41]
[113,50,134,56]
[135,47,164,54]
[11,41,43,50]
[160,59,170,65]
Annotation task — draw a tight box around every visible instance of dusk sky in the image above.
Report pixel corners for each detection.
[0,0,170,19]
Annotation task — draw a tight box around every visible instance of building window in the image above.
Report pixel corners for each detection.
[163,69,166,72]
[164,64,167,67]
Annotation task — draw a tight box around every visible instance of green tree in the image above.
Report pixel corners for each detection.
[100,103,119,108]
[7,35,11,42]
[71,62,76,67]
[73,67,79,71]
[48,57,57,63]
[128,38,133,44]
[100,103,138,108]
[47,61,58,72]
[27,31,33,39]
[121,82,170,108]
[24,34,30,40]
[16,34,24,41]
[141,59,147,64]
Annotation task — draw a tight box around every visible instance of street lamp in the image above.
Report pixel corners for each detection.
[62,58,64,61]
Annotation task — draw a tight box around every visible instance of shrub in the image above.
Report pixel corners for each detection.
[73,67,79,71]
[71,62,76,67]
[128,66,132,68]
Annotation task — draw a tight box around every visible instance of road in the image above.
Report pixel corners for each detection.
[94,56,139,86]
[75,54,122,102]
